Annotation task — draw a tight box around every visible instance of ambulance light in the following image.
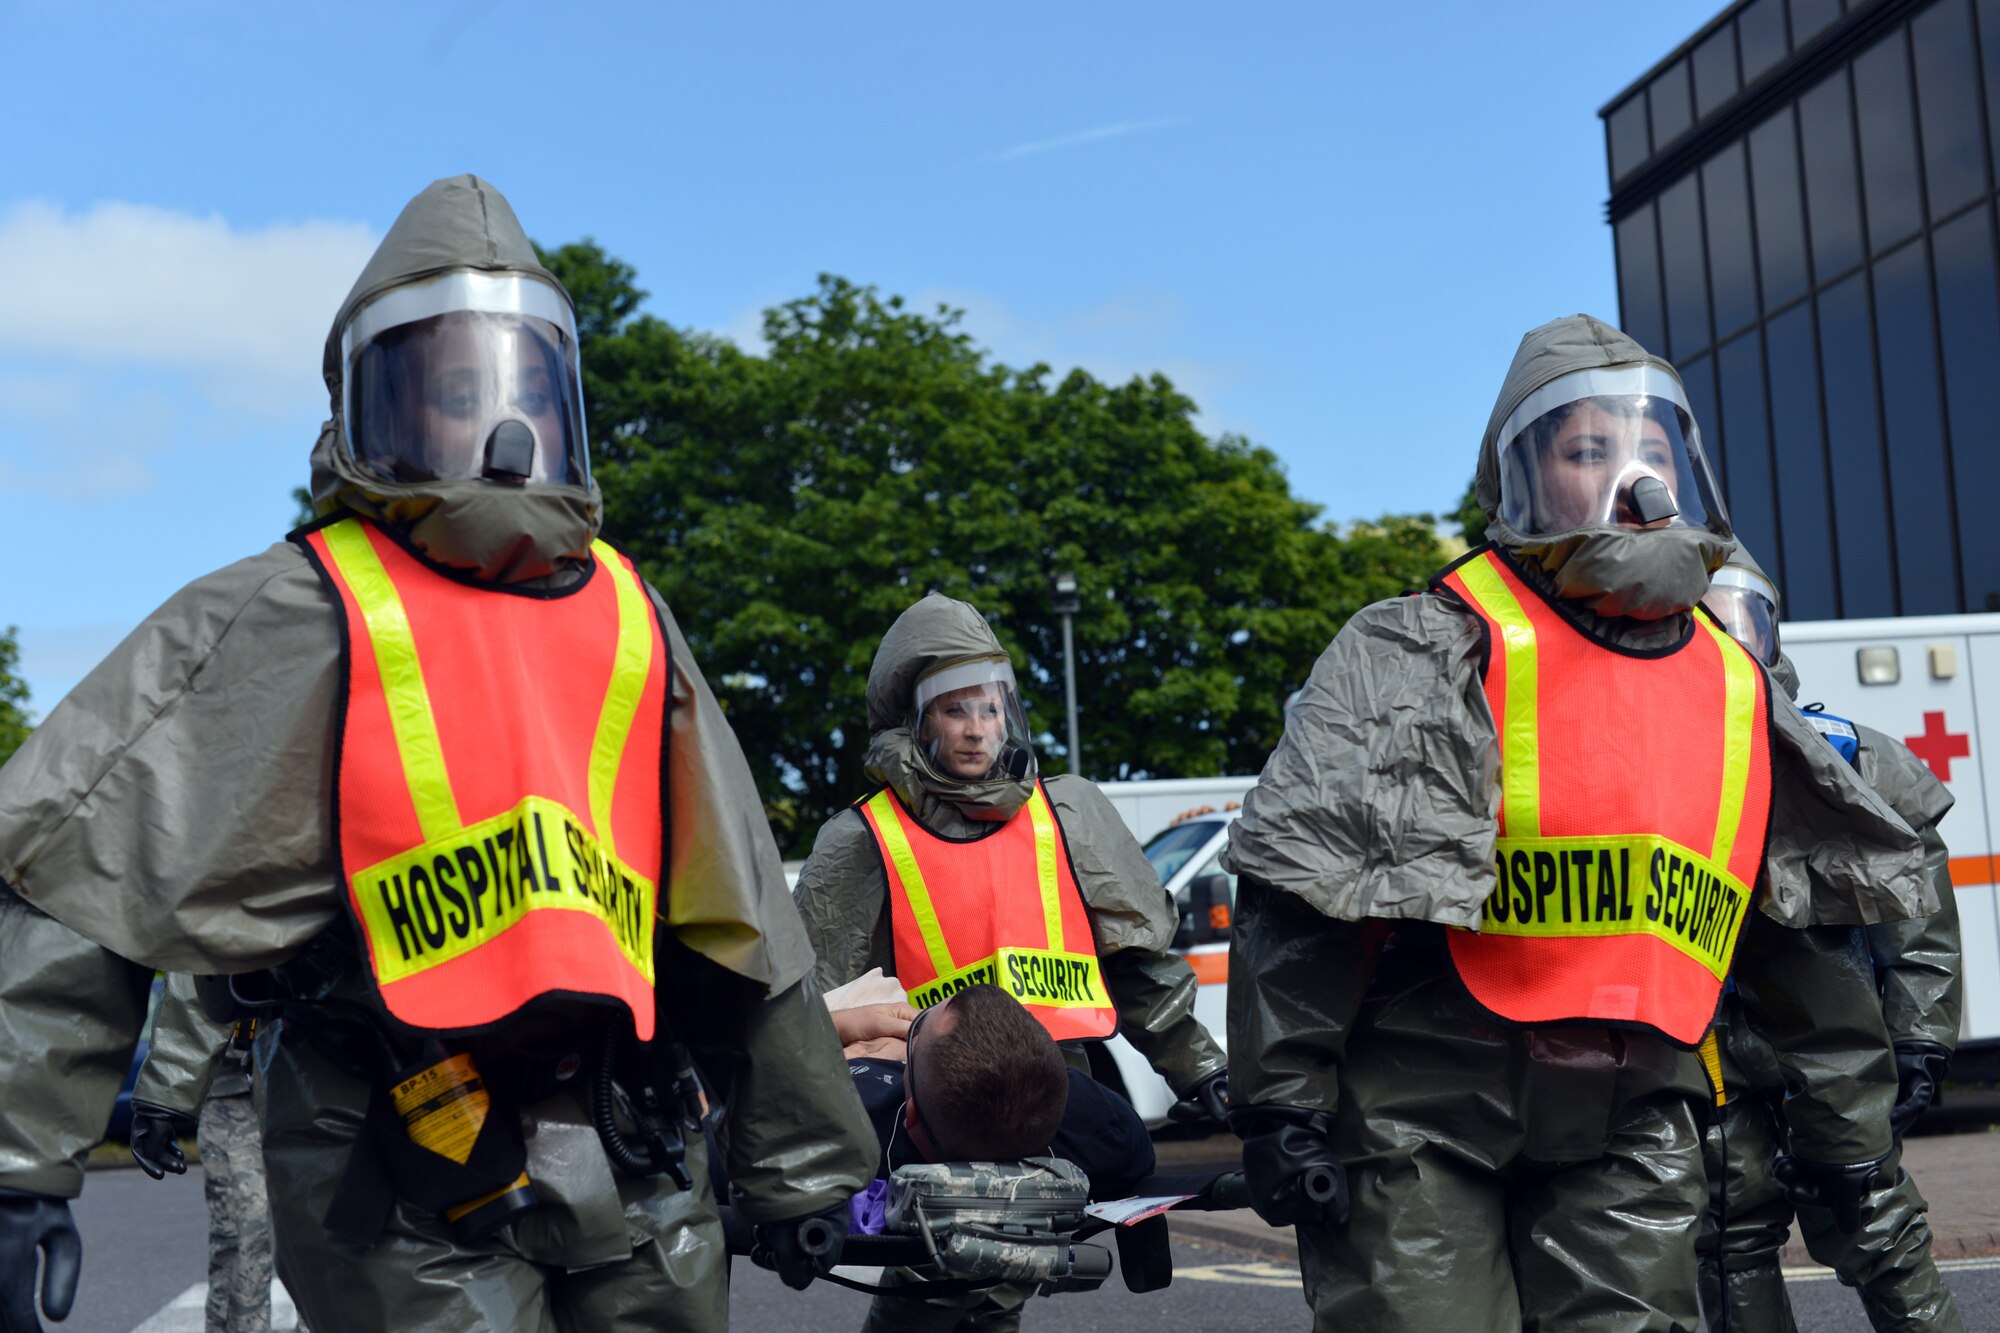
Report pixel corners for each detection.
[1857,647,1900,686]
[1929,644,1958,680]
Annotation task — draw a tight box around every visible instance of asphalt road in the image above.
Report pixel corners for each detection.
[59,1160,2000,1331]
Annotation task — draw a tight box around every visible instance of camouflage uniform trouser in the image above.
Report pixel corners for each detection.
[1697,1090,1963,1333]
[199,1089,274,1333]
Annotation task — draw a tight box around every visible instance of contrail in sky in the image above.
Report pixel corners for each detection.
[996,116,1187,161]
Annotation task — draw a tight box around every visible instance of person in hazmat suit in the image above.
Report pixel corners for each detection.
[1223,313,1935,1332]
[794,591,1228,1332]
[128,974,291,1333]
[1696,546,1964,1332]
[0,174,877,1333]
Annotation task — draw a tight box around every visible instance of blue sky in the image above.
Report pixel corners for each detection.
[0,1,1714,714]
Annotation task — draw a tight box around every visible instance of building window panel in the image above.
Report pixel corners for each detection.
[1616,205,1669,355]
[1750,108,1811,309]
[1800,70,1866,282]
[1652,59,1695,150]
[1767,303,1839,621]
[1914,0,1990,219]
[1740,0,1789,85]
[1980,0,2000,187]
[1694,26,1742,119]
[1719,331,1782,593]
[1854,29,1924,253]
[1682,356,1724,534]
[1819,273,1897,617]
[1706,143,1760,339]
[1660,173,1712,361]
[1608,95,1651,183]
[1873,242,1958,614]
[1933,206,2000,611]
[1791,0,1844,46]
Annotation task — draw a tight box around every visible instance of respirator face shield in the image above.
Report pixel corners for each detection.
[1494,365,1723,537]
[913,658,1036,785]
[341,271,590,488]
[1702,565,1782,666]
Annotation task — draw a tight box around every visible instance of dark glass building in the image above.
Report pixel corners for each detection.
[1603,0,2000,619]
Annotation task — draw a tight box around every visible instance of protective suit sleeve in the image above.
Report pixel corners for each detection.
[1045,775,1176,954]
[1855,725,1963,1051]
[1220,594,1499,926]
[1100,949,1226,1094]
[1867,825,1962,1050]
[0,544,342,973]
[1225,876,1372,1113]
[792,810,895,991]
[652,590,819,994]
[1758,694,1932,928]
[1729,910,1896,1165]
[0,885,155,1197]
[666,949,877,1224]
[129,974,232,1118]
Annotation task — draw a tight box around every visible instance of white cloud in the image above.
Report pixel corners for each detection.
[0,199,377,404]
[996,117,1187,162]
[0,371,173,498]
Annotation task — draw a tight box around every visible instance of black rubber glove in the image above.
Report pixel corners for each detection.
[0,1189,81,1333]
[1888,1042,1951,1139]
[1229,1104,1347,1228]
[1773,1155,1884,1235]
[1168,1070,1230,1127]
[128,1101,198,1181]
[751,1202,848,1290]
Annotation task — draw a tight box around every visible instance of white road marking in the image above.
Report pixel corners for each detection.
[130,1278,299,1332]
[1175,1261,1303,1288]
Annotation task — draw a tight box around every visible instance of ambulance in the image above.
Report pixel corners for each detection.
[1785,612,2000,1077]
[1093,777,1254,1126]
[1093,614,2000,1123]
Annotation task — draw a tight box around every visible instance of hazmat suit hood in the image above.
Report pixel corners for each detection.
[862,593,1036,822]
[308,174,601,584]
[1474,314,1734,620]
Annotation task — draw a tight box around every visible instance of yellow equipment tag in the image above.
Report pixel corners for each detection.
[390,1053,489,1165]
[351,793,657,986]
[1478,833,1753,980]
[908,947,1108,1013]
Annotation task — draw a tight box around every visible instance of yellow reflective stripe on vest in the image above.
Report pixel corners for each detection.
[907,946,1107,1012]
[1026,786,1064,949]
[1699,616,1759,871]
[1454,556,1542,838]
[351,792,656,985]
[866,790,957,979]
[320,519,462,841]
[1697,1030,1726,1108]
[1482,833,1753,980]
[585,542,654,862]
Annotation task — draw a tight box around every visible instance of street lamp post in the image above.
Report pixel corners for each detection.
[1051,570,1081,776]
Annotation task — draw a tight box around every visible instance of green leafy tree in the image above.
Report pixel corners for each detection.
[1453,477,1487,549]
[540,243,1453,853]
[0,627,33,766]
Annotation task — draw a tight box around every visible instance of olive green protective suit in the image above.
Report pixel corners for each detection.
[0,175,876,1333]
[1699,679,1965,1332]
[134,975,277,1333]
[1224,316,1933,1333]
[795,592,1225,1331]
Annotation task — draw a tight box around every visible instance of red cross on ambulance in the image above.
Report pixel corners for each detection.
[1904,710,1971,784]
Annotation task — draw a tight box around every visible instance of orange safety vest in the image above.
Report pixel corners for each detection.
[297,515,669,1040]
[1437,548,1773,1048]
[859,782,1118,1041]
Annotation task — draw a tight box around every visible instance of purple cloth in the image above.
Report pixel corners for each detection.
[849,1178,891,1235]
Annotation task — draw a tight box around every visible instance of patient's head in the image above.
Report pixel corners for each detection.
[905,984,1068,1162]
